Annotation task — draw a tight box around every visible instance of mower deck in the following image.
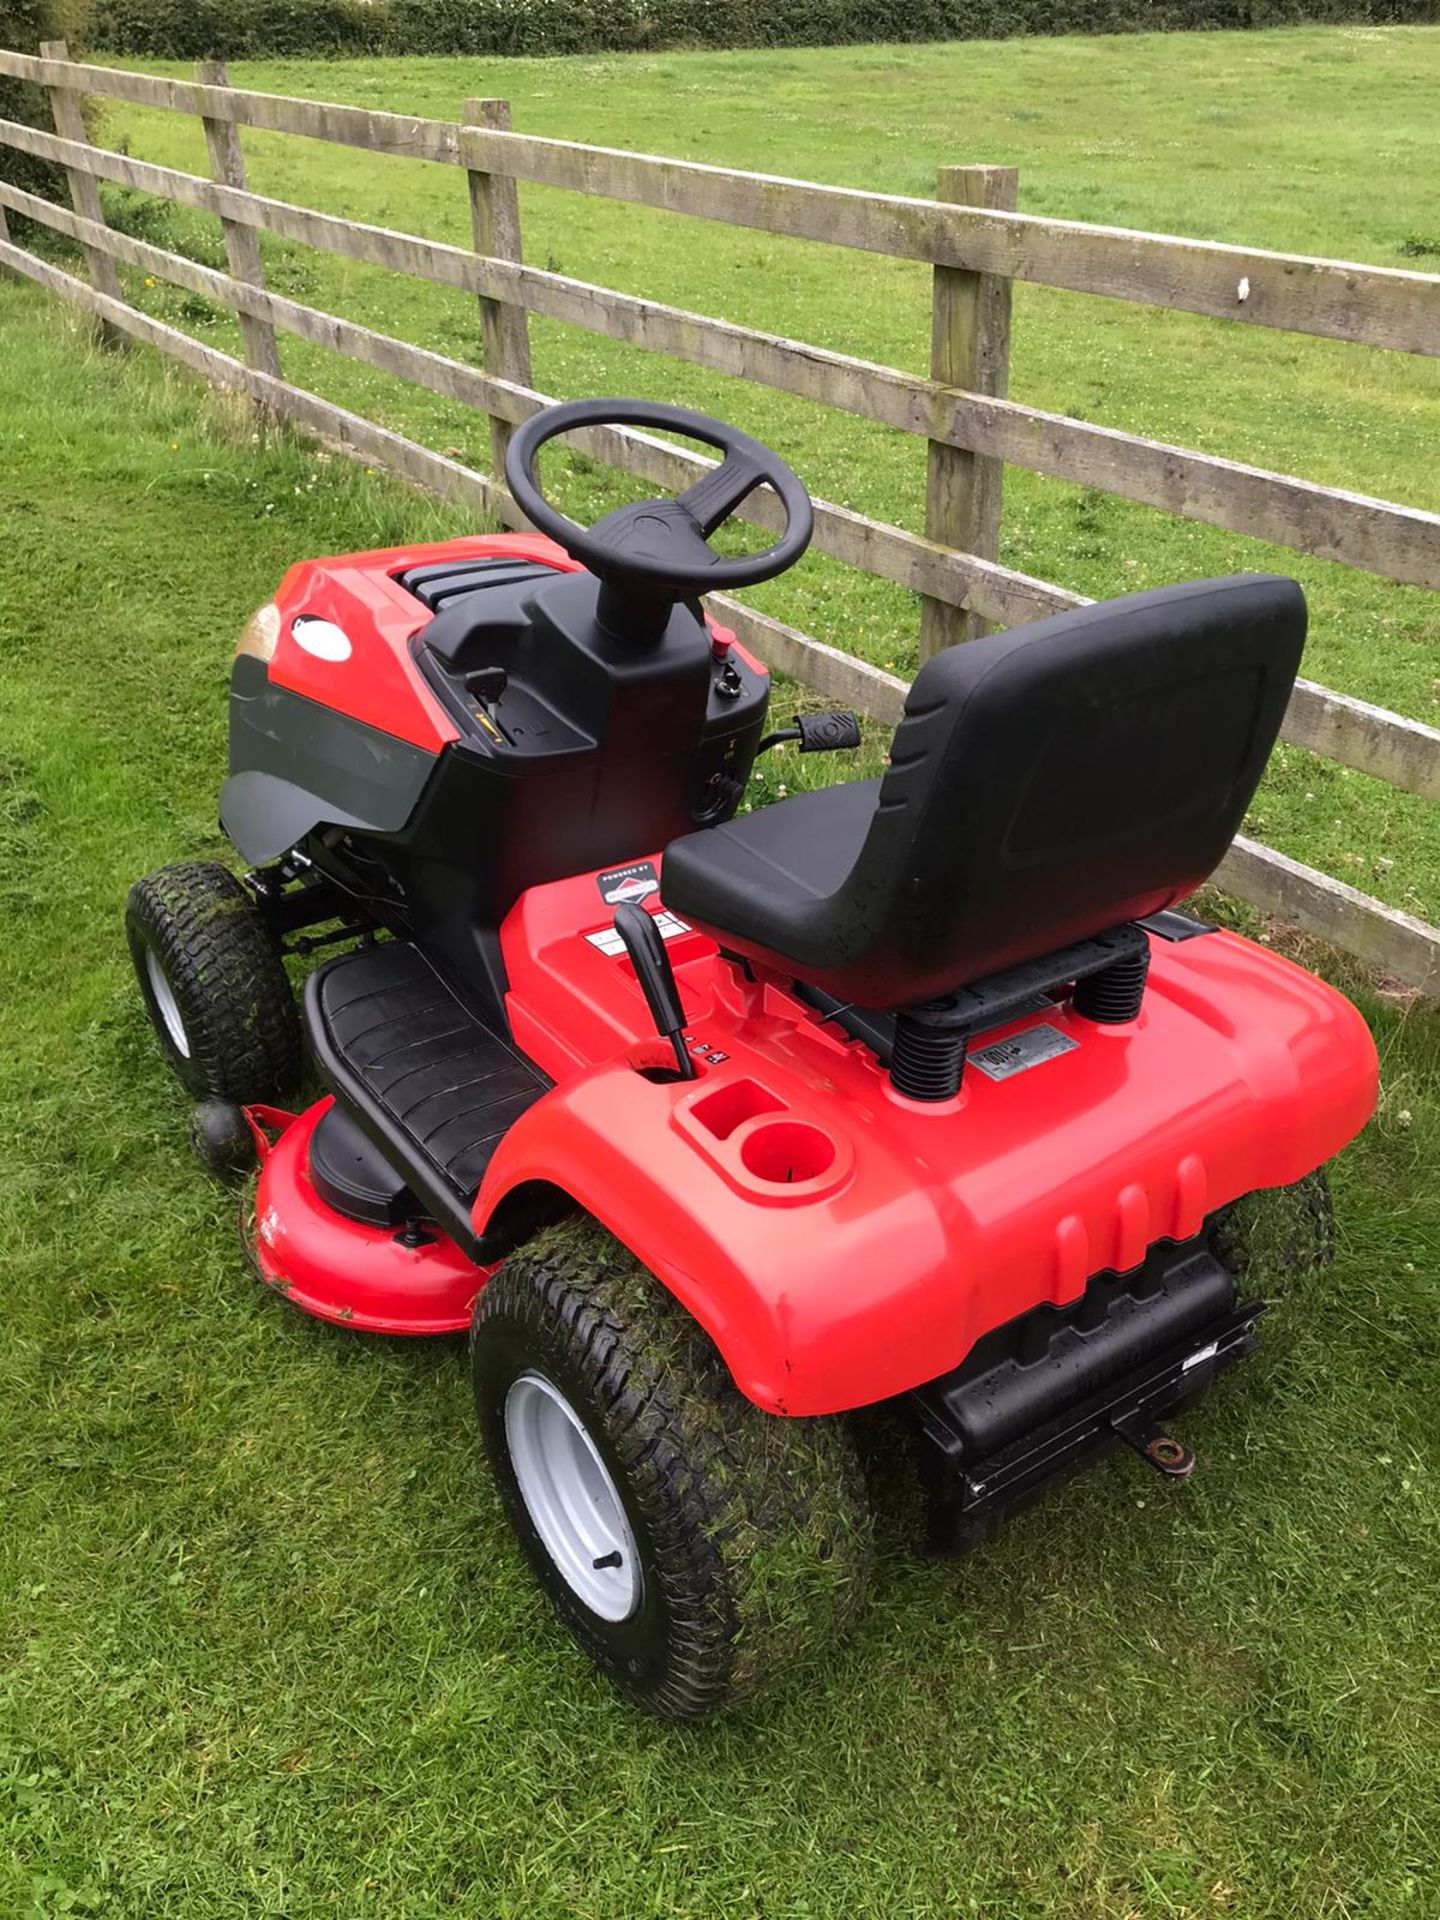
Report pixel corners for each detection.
[248,1100,492,1335]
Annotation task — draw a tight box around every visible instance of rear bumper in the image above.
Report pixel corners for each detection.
[910,1233,1262,1553]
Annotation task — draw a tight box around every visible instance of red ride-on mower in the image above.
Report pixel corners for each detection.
[127,398,1378,1718]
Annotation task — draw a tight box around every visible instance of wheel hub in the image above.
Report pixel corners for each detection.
[504,1372,641,1622]
[145,948,191,1057]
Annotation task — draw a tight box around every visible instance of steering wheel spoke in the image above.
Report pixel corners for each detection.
[674,450,768,538]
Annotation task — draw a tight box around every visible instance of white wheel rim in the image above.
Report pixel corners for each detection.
[145,948,191,1058]
[504,1372,641,1622]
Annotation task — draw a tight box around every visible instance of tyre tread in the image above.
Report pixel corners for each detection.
[473,1223,870,1720]
[1209,1168,1336,1291]
[126,860,302,1103]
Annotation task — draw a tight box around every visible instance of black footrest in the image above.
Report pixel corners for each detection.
[305,942,549,1252]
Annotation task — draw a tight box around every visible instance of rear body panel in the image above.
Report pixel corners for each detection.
[477,864,1377,1414]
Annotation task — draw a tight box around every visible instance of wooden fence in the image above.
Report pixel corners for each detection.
[2,47,1438,992]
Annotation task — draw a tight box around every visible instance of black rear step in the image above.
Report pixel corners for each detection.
[910,1234,1263,1553]
[305,941,550,1258]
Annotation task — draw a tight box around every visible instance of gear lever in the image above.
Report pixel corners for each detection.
[613,903,697,1081]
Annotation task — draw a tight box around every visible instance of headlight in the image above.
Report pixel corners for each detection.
[235,601,281,664]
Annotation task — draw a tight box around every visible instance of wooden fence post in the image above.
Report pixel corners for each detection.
[462,97,533,475]
[918,163,1018,660]
[195,58,282,384]
[39,39,124,337]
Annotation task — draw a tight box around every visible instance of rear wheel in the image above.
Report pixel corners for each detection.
[126,860,302,1104]
[471,1222,871,1720]
[1209,1169,1335,1293]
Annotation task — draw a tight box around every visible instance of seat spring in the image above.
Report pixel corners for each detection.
[890,1017,968,1101]
[1073,945,1150,1024]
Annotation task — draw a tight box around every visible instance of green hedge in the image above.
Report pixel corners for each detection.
[0,0,92,212]
[87,0,1440,60]
[90,0,384,60]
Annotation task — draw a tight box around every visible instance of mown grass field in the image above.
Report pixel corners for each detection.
[0,25,1437,1920]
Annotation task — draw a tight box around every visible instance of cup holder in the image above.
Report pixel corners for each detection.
[674,1087,851,1202]
[739,1120,837,1187]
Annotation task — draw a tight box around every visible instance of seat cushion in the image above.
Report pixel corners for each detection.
[664,778,879,952]
[667,577,1305,1007]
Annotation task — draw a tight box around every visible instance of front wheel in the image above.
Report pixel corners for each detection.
[126,860,302,1104]
[471,1223,872,1720]
[1209,1168,1336,1293]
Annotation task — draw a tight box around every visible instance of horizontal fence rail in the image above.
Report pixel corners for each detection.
[1,50,1437,995]
[4,120,1440,604]
[3,49,1438,351]
[0,48,464,160]
[455,128,1440,358]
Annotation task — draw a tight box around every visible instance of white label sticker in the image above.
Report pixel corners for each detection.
[291,615,352,662]
[970,1023,1078,1082]
[1182,1339,1220,1373]
[585,912,690,956]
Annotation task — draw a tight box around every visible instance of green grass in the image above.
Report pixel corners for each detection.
[0,26,1438,1919]
[81,22,1440,923]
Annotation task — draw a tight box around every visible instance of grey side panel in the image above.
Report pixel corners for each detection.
[222,657,438,864]
[220,769,372,865]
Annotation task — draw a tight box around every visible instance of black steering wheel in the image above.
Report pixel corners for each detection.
[505,399,813,607]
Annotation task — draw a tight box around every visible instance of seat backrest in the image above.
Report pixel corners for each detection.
[828,573,1305,1006]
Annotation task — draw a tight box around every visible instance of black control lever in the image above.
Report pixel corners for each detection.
[757,711,862,755]
[613,903,696,1081]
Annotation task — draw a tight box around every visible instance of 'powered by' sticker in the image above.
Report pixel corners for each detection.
[597,860,659,907]
[970,1024,1078,1082]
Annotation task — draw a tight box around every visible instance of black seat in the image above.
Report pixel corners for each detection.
[663,575,1305,1008]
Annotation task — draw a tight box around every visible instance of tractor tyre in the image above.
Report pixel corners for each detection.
[126,860,301,1104]
[471,1220,872,1721]
[1209,1169,1336,1295]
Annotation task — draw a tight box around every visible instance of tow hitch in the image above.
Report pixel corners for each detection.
[909,1235,1264,1553]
